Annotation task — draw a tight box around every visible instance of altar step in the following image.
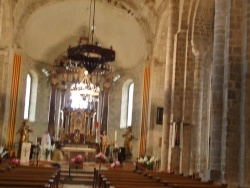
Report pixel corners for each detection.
[60,169,94,185]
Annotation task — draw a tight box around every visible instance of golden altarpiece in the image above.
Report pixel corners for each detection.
[45,63,116,149]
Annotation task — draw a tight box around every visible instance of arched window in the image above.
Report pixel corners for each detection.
[120,79,134,128]
[24,71,38,121]
[127,82,134,126]
[24,74,31,120]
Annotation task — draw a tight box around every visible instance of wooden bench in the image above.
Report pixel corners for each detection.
[0,165,60,188]
[0,181,50,188]
[94,168,168,188]
[144,171,227,188]
[94,168,227,188]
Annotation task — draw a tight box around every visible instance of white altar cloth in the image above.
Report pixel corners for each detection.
[62,146,96,162]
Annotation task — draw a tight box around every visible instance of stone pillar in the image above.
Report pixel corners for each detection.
[208,0,226,181]
[242,1,250,186]
[0,50,8,147]
[170,30,189,174]
[189,50,204,175]
[160,0,179,171]
[59,87,66,128]
[48,85,57,137]
[54,86,66,141]
[222,0,243,184]
[100,75,113,134]
[0,0,3,37]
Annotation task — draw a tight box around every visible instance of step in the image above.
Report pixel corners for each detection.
[60,168,94,185]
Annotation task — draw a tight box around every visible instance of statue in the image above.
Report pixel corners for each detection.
[122,127,135,156]
[100,131,109,156]
[16,120,33,158]
[17,120,33,144]
[40,130,51,160]
[73,129,81,143]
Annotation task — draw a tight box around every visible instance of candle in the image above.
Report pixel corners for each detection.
[115,131,117,142]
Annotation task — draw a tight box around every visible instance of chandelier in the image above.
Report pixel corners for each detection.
[44,0,119,110]
[71,70,100,97]
[66,0,115,74]
[70,70,99,110]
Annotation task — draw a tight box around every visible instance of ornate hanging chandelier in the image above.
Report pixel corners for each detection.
[71,70,100,97]
[63,0,115,74]
[44,0,119,110]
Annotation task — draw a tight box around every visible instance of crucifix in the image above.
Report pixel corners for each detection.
[23,147,29,157]
[169,118,190,148]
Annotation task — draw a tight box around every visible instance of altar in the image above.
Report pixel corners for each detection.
[62,144,97,162]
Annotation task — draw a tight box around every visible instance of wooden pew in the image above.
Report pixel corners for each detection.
[144,171,227,188]
[0,173,54,187]
[94,168,168,188]
[12,165,60,187]
[0,180,50,188]
[94,168,227,188]
[0,165,60,188]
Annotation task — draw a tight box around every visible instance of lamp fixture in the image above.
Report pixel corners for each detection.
[66,0,115,74]
[71,70,100,97]
[45,0,119,110]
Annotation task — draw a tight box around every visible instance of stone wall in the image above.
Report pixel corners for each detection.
[108,63,145,159]
[14,52,51,146]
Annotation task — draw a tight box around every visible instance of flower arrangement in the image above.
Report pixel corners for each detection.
[71,154,84,164]
[0,147,19,165]
[95,152,109,162]
[136,156,158,171]
[11,158,20,165]
[95,152,109,170]
[70,154,85,169]
[110,160,121,168]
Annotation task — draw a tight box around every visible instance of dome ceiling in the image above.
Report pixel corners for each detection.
[20,0,148,71]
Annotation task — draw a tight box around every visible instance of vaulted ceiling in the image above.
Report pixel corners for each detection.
[14,0,162,71]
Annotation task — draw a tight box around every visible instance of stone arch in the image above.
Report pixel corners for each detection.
[191,0,215,52]
[152,1,169,63]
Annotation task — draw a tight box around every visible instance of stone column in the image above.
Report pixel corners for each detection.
[190,50,204,175]
[242,0,250,186]
[54,85,67,141]
[100,75,113,134]
[209,0,226,181]
[171,30,188,174]
[48,85,57,137]
[223,0,243,184]
[59,87,66,128]
[0,0,3,37]
[0,49,8,147]
[160,0,179,171]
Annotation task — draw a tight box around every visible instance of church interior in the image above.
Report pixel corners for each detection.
[0,0,250,188]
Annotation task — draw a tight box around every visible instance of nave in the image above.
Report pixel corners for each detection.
[0,155,228,188]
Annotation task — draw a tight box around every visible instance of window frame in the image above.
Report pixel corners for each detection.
[120,79,134,128]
